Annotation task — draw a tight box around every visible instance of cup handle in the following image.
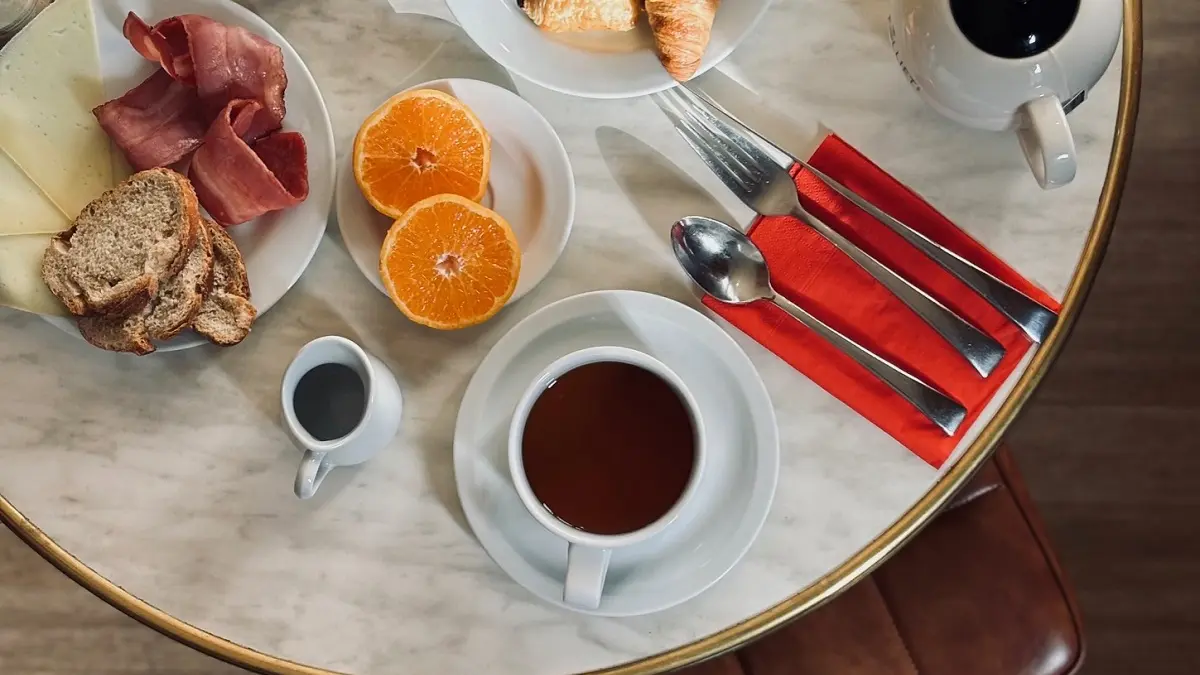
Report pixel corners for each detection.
[563,544,611,610]
[385,0,458,25]
[1015,95,1077,190]
[294,450,332,500]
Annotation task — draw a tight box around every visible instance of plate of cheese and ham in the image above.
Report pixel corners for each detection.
[0,0,334,353]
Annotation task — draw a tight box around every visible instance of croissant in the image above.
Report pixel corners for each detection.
[521,0,640,32]
[645,0,720,81]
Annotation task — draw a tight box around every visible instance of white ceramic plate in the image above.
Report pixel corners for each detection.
[337,78,574,305]
[433,0,773,99]
[44,0,336,352]
[454,290,780,616]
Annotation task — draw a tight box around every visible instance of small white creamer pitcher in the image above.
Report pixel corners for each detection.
[281,336,403,499]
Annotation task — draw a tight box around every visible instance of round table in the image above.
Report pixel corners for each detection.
[0,1,1141,674]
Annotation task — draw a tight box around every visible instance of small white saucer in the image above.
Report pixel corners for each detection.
[336,78,575,305]
[454,290,779,616]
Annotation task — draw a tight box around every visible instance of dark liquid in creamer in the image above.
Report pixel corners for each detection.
[292,363,366,441]
[521,361,696,536]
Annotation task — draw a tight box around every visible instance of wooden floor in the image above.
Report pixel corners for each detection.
[2,4,1197,674]
[1004,1,1200,672]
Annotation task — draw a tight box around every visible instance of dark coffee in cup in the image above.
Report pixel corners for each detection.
[520,361,696,536]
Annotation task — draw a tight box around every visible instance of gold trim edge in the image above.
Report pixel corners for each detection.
[0,1,1142,672]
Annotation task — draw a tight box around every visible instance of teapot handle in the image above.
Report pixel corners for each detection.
[1015,95,1077,190]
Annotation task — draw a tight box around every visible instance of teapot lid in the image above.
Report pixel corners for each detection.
[950,0,1080,59]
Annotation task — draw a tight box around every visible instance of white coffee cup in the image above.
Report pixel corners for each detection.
[282,336,403,500]
[507,346,707,610]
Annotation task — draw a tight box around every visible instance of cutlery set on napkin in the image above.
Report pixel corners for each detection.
[660,85,1061,468]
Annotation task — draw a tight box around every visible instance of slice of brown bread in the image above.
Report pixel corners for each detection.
[42,168,199,316]
[77,218,215,353]
[193,219,256,346]
[75,286,155,355]
[147,221,213,340]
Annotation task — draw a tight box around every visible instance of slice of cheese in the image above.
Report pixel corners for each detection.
[0,234,70,316]
[0,149,70,236]
[0,0,113,228]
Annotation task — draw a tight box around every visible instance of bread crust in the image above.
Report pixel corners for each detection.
[148,220,214,341]
[40,168,200,317]
[40,227,89,315]
[205,220,251,298]
[192,218,256,346]
[160,171,202,282]
[77,286,156,355]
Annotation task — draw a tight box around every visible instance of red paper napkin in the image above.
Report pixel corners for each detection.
[703,135,1060,468]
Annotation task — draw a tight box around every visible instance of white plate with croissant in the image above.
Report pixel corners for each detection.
[439,0,770,99]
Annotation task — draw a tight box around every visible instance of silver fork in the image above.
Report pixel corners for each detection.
[676,83,1059,344]
[656,89,1007,378]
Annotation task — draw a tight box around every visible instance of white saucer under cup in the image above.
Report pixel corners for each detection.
[337,78,575,306]
[454,290,780,617]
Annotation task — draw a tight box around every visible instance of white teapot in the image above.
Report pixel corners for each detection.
[889,0,1123,189]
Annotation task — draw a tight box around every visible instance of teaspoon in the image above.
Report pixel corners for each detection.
[670,216,967,436]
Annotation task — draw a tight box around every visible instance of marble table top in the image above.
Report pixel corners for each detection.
[0,1,1123,674]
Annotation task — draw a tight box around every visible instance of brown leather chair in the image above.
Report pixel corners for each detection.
[682,446,1083,675]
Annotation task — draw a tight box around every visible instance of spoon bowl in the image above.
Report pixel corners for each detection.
[669,216,772,305]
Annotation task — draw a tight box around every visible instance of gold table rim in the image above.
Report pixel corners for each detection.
[0,1,1142,672]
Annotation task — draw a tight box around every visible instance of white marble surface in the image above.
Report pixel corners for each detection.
[0,1,1121,674]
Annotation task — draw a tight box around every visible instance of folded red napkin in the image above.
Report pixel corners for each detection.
[703,135,1060,468]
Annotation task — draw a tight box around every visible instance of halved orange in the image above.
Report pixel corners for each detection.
[353,89,491,218]
[379,194,521,330]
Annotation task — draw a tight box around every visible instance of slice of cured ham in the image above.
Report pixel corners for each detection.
[95,13,305,225]
[122,12,184,79]
[122,12,287,139]
[189,100,309,227]
[92,69,209,171]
